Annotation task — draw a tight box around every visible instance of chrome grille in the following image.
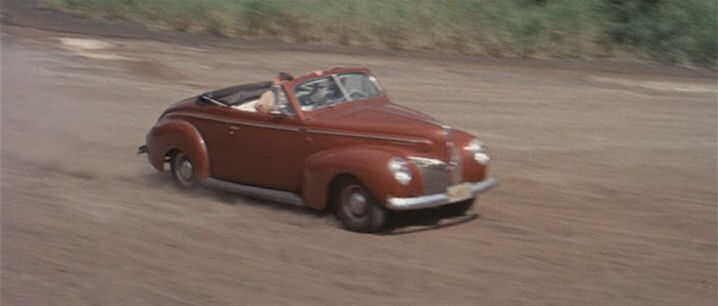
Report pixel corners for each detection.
[409,148,463,195]
[419,162,449,194]
[408,125,464,195]
[444,126,463,185]
[410,157,449,195]
[447,143,463,185]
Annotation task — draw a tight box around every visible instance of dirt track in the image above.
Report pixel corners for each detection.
[2,2,717,305]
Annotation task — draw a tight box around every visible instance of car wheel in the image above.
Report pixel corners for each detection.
[444,198,475,216]
[334,178,386,233]
[170,151,197,188]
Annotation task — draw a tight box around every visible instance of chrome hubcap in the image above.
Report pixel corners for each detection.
[178,159,193,181]
[347,190,368,216]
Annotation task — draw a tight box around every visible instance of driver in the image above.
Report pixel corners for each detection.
[307,80,342,107]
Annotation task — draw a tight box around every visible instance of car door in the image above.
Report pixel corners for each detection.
[221,110,310,192]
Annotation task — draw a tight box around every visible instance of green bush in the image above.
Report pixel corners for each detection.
[600,0,717,65]
[44,0,716,67]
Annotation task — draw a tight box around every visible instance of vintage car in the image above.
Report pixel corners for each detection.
[138,67,496,232]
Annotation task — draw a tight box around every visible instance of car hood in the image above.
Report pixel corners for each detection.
[307,101,451,152]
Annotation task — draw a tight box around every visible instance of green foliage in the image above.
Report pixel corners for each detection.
[600,0,717,65]
[45,0,717,67]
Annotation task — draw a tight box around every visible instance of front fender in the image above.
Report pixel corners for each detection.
[453,129,487,182]
[145,118,210,180]
[302,146,423,210]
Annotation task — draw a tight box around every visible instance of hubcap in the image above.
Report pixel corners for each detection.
[178,159,193,181]
[346,188,368,216]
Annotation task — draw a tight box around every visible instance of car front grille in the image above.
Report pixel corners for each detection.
[447,143,463,185]
[418,160,450,194]
[410,156,463,195]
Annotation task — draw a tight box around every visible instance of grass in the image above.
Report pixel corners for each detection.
[45,0,717,67]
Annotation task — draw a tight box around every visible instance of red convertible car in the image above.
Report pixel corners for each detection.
[138,67,496,232]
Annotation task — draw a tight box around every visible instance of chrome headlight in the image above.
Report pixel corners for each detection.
[387,157,412,186]
[465,138,490,164]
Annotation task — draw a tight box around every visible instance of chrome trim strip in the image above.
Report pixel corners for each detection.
[408,156,445,167]
[167,112,424,144]
[386,177,497,210]
[199,94,228,107]
[166,112,301,132]
[203,178,305,206]
[168,112,425,144]
[305,129,425,144]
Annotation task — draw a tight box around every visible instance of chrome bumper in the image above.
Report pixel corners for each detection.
[386,177,498,210]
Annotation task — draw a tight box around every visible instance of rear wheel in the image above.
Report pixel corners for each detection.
[334,178,386,233]
[170,151,197,188]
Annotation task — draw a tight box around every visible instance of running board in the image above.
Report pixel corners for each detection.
[203,178,305,206]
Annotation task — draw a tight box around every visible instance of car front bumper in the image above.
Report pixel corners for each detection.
[386,177,498,210]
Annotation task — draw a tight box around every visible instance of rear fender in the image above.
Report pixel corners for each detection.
[302,146,423,210]
[145,118,210,180]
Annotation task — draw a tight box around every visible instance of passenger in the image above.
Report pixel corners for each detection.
[257,72,295,113]
[255,90,275,114]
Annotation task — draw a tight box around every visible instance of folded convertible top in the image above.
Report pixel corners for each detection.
[201,81,272,106]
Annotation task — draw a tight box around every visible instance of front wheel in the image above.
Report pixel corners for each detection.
[334,178,386,233]
[170,151,198,188]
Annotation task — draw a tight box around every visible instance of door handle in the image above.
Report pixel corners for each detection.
[229,125,241,135]
[300,128,314,143]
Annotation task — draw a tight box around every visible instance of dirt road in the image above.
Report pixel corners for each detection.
[2,2,716,305]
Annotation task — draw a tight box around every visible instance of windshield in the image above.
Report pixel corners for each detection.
[294,73,381,111]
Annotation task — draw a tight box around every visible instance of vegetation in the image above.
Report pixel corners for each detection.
[46,0,717,67]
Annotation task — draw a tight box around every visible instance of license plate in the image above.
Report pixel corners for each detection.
[447,183,470,201]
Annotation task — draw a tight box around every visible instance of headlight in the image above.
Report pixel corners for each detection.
[465,138,490,164]
[387,157,412,186]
